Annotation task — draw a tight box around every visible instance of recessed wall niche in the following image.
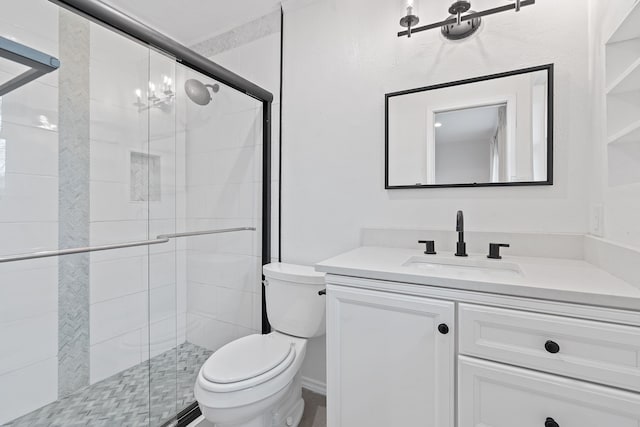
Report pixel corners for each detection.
[130,151,161,202]
[605,2,640,187]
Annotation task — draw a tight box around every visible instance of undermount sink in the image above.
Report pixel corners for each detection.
[403,255,523,279]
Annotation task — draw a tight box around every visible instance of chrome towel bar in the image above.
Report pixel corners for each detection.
[0,238,169,263]
[157,227,256,240]
[0,227,256,264]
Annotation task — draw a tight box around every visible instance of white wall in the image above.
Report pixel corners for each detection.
[282,0,592,387]
[0,1,60,422]
[435,138,491,184]
[588,0,640,249]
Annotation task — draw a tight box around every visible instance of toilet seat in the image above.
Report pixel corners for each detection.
[199,334,296,393]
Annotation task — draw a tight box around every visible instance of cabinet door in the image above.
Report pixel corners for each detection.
[326,285,455,427]
[458,356,640,427]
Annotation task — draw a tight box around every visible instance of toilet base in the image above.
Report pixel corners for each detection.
[271,376,304,427]
[203,374,305,427]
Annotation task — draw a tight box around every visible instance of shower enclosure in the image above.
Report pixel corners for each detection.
[0,0,272,425]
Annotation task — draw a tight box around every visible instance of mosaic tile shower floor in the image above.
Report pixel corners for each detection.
[4,342,212,427]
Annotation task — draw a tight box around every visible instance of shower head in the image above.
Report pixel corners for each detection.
[184,78,220,106]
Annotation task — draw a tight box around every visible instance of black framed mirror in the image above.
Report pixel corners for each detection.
[385,64,554,189]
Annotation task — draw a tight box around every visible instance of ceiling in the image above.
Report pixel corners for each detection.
[100,0,282,46]
[435,104,502,144]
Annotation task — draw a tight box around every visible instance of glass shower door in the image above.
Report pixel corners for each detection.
[1,4,158,425]
[87,13,153,425]
[0,1,62,423]
[147,49,180,426]
[145,56,266,425]
[1,1,268,425]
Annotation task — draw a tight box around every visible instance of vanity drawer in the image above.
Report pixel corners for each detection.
[458,356,640,427]
[458,303,640,392]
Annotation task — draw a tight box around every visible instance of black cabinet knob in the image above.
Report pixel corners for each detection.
[318,289,326,296]
[438,323,449,335]
[545,417,559,427]
[545,340,560,354]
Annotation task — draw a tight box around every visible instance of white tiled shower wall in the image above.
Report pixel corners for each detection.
[184,13,282,352]
[182,68,264,350]
[0,1,60,422]
[88,24,188,384]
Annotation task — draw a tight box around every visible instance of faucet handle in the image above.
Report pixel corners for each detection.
[488,243,510,260]
[418,240,437,255]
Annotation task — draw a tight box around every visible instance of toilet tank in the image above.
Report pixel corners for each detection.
[263,263,326,338]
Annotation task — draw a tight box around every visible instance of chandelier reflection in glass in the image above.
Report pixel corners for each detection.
[133,75,175,112]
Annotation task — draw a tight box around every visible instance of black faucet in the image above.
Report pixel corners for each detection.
[455,210,468,257]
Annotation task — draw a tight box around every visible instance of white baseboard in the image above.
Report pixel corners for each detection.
[302,376,326,396]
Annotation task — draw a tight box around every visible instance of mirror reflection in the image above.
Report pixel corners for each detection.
[386,65,553,188]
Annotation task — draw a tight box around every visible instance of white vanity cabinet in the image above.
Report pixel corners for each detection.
[324,276,640,427]
[326,285,455,427]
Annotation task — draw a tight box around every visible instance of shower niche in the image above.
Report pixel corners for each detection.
[130,151,161,202]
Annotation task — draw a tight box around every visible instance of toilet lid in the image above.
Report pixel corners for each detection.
[202,334,294,384]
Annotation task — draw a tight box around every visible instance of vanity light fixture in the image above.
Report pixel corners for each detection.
[398,0,535,40]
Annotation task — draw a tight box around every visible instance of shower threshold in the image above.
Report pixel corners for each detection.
[4,342,212,427]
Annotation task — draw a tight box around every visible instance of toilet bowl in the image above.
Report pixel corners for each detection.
[195,263,326,427]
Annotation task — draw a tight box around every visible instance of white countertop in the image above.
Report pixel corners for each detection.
[315,246,640,311]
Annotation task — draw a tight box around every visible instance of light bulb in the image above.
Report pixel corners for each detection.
[403,0,418,17]
[135,88,142,98]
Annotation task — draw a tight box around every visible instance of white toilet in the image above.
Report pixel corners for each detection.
[194,263,326,427]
